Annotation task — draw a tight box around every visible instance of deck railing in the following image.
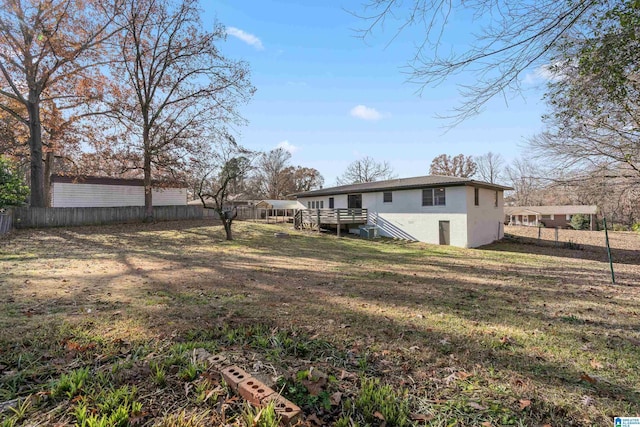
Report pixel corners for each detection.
[294,208,368,229]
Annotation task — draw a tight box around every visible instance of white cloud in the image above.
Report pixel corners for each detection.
[523,64,565,85]
[276,140,299,154]
[226,27,264,50]
[350,105,386,121]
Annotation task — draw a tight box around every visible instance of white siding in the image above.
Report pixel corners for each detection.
[298,186,471,247]
[465,186,504,247]
[363,187,469,247]
[51,183,187,207]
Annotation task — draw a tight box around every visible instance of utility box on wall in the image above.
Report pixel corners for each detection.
[359,225,378,239]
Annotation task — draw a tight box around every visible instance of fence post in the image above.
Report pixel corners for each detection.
[603,217,615,284]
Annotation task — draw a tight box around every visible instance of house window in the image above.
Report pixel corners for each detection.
[383,192,392,203]
[329,197,334,209]
[434,188,446,206]
[307,201,310,208]
[320,201,324,208]
[422,189,433,206]
[542,214,554,220]
[474,188,479,206]
[494,191,499,207]
[312,201,316,209]
[422,188,446,206]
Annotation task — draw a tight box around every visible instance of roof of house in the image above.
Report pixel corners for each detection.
[504,205,598,215]
[52,174,187,188]
[293,175,512,198]
[255,200,306,210]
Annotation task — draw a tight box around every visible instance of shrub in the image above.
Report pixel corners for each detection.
[0,156,29,209]
[570,214,590,230]
[632,223,640,233]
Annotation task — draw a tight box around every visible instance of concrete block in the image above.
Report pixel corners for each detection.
[238,378,275,406]
[220,365,250,391]
[262,394,301,425]
[207,353,228,370]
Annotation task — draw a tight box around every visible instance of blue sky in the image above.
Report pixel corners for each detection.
[203,1,550,186]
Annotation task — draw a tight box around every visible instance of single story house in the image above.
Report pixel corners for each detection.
[51,175,187,208]
[505,205,598,230]
[293,175,512,248]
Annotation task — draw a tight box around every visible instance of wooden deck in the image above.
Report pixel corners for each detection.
[294,208,368,236]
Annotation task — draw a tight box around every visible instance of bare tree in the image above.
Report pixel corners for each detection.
[504,158,543,206]
[252,148,292,199]
[529,28,640,179]
[197,139,255,240]
[106,0,254,221]
[429,154,477,178]
[475,152,505,184]
[0,0,123,206]
[356,1,607,122]
[336,156,395,185]
[284,166,324,193]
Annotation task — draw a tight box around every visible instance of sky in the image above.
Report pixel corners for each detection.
[202,1,551,186]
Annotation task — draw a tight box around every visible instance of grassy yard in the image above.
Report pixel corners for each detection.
[0,220,639,426]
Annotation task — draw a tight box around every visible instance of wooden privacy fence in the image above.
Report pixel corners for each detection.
[12,205,203,229]
[0,211,12,236]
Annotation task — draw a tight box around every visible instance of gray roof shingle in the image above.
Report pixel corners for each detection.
[293,175,512,198]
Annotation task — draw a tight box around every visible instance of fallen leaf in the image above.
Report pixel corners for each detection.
[580,373,597,384]
[468,402,487,410]
[590,359,603,369]
[373,411,385,421]
[410,413,434,422]
[519,399,531,410]
[457,371,472,380]
[481,422,493,427]
[306,414,323,425]
[581,395,595,406]
[330,391,342,406]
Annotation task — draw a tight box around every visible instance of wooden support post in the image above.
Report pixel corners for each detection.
[337,212,341,237]
[554,227,559,246]
[317,209,321,233]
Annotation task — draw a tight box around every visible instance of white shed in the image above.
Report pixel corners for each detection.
[51,175,187,208]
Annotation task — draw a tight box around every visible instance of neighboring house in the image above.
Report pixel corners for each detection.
[505,205,598,230]
[294,175,512,248]
[51,175,187,207]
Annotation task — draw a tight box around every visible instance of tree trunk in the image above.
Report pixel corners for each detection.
[223,219,233,240]
[44,151,54,207]
[27,95,45,207]
[143,129,153,222]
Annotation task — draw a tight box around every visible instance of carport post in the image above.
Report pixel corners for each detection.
[337,213,341,237]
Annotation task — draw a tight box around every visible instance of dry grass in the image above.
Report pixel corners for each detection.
[1,220,639,426]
